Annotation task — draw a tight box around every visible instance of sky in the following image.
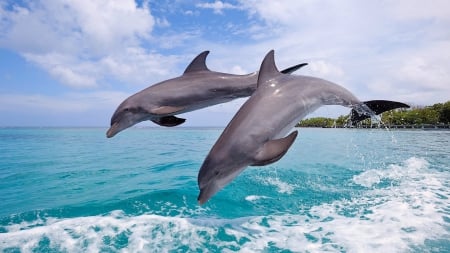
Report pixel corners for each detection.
[1,0,449,127]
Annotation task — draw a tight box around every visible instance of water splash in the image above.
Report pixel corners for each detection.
[1,157,447,252]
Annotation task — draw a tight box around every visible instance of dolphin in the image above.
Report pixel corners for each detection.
[197,50,409,204]
[106,51,307,138]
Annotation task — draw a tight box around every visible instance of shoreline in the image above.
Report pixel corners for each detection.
[298,124,450,130]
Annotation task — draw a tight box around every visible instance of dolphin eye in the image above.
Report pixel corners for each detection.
[123,107,139,113]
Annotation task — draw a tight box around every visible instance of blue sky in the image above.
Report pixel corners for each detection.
[1,0,449,127]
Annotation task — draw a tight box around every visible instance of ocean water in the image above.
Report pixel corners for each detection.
[0,127,449,252]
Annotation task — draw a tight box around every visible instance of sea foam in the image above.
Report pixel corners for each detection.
[1,157,448,252]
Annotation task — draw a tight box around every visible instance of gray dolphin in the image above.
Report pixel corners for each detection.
[197,50,409,204]
[106,51,307,138]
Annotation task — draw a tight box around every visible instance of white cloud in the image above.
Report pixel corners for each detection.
[50,65,98,89]
[155,17,170,28]
[153,31,202,50]
[0,0,164,88]
[234,0,450,106]
[23,52,99,88]
[196,1,240,14]
[229,65,249,75]
[365,40,450,105]
[2,0,154,54]
[0,91,129,113]
[397,56,449,92]
[70,0,153,43]
[309,61,344,80]
[0,91,132,126]
[388,0,450,22]
[100,47,179,85]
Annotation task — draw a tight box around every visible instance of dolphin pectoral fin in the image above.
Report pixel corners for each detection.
[151,105,186,115]
[350,100,410,123]
[151,116,186,127]
[252,131,298,166]
[280,63,308,74]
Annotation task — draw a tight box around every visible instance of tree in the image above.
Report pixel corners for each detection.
[439,101,450,123]
[296,117,335,127]
[296,101,449,127]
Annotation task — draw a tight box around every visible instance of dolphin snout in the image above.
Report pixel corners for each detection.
[106,123,119,138]
[197,192,207,205]
[197,183,219,205]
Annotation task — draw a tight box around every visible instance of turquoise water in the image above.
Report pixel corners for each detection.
[0,127,449,252]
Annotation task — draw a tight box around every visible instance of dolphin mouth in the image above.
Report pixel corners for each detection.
[106,123,119,138]
[197,185,214,205]
[197,182,222,205]
[197,189,209,205]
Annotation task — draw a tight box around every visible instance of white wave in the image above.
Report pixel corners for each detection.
[240,157,449,252]
[245,195,270,202]
[1,157,448,252]
[0,211,218,252]
[256,176,296,194]
[353,157,431,188]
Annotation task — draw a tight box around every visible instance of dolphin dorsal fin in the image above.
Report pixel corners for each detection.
[257,50,282,88]
[183,51,210,74]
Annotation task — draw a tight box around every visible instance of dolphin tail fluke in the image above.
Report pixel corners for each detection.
[350,100,410,123]
[252,130,298,166]
[280,63,308,74]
